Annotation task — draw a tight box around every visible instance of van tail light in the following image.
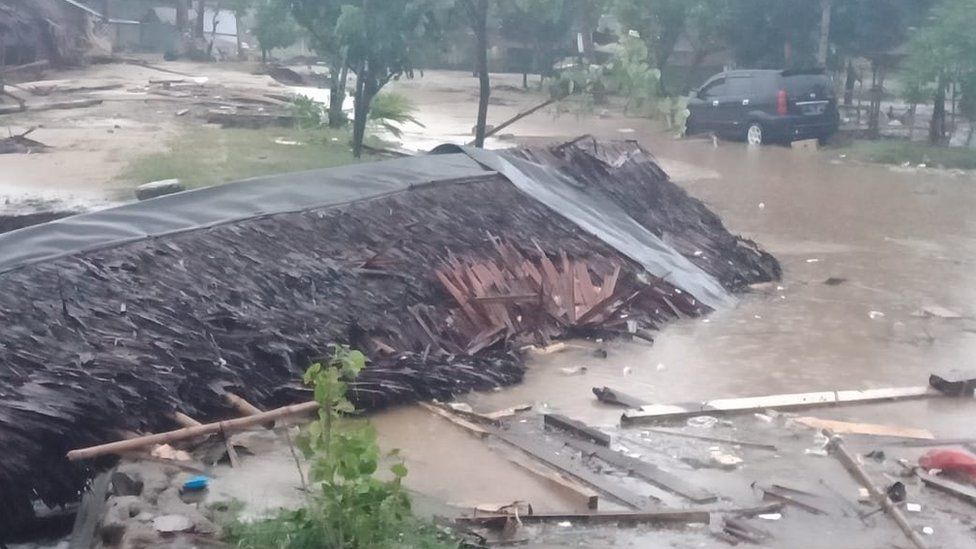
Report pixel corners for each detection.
[777,89,789,115]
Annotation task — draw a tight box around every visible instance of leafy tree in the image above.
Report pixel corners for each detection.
[830,0,926,137]
[498,0,573,89]
[905,0,976,144]
[611,0,731,93]
[721,0,820,68]
[253,0,299,62]
[285,0,349,128]
[335,0,449,158]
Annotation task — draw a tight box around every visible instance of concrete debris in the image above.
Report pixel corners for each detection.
[152,514,193,533]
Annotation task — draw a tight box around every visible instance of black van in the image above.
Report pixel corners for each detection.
[686,69,839,145]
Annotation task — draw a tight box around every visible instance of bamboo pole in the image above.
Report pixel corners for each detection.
[67,401,320,461]
[826,432,928,549]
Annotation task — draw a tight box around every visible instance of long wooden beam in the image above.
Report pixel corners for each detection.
[622,386,939,423]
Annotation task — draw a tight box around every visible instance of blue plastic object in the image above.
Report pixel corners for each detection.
[182,475,209,491]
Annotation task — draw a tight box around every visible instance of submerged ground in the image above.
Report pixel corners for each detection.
[3,62,976,548]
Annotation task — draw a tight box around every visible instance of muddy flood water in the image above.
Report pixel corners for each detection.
[362,86,976,547]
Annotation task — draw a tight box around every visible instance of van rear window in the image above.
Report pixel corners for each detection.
[783,74,832,97]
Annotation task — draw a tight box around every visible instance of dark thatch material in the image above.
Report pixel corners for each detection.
[0,139,778,536]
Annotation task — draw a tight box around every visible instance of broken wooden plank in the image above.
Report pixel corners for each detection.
[637,428,778,451]
[793,417,933,440]
[622,386,940,423]
[482,403,533,420]
[563,437,718,503]
[593,386,649,408]
[418,402,489,438]
[505,457,599,510]
[418,402,599,509]
[494,431,649,509]
[455,502,783,528]
[916,470,976,507]
[754,483,828,515]
[456,508,710,528]
[543,414,612,447]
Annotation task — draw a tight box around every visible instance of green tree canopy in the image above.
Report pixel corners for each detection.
[253,0,299,61]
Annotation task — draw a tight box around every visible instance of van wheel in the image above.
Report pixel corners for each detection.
[746,122,764,145]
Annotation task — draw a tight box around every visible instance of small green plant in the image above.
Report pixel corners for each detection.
[367,93,424,139]
[225,346,455,549]
[291,96,328,129]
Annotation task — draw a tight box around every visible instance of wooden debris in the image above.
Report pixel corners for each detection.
[593,386,648,408]
[172,412,202,428]
[457,508,710,528]
[226,393,275,429]
[67,401,320,461]
[753,483,828,515]
[418,402,598,509]
[0,127,48,154]
[929,370,976,397]
[505,457,599,510]
[418,402,489,438]
[0,60,50,76]
[493,431,649,509]
[916,470,976,507]
[793,417,934,440]
[482,403,533,420]
[455,502,784,528]
[543,414,612,447]
[204,109,297,128]
[637,428,778,451]
[622,386,939,423]
[563,437,718,503]
[826,433,929,549]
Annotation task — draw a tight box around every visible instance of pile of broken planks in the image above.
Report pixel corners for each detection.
[435,238,679,354]
[581,370,976,548]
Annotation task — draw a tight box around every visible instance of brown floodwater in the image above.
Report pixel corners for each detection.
[371,74,976,547]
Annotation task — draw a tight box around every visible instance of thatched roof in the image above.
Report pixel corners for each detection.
[0,139,779,537]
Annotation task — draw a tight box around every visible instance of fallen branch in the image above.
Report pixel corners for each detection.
[67,401,320,461]
[466,95,560,146]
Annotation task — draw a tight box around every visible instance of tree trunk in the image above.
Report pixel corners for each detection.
[908,103,917,141]
[176,0,189,33]
[328,53,348,128]
[194,0,206,39]
[261,48,267,64]
[352,66,375,159]
[930,73,947,145]
[867,60,883,139]
[817,0,832,66]
[843,59,855,107]
[472,0,489,148]
[235,11,243,60]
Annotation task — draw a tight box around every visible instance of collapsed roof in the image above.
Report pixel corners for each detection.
[0,137,779,536]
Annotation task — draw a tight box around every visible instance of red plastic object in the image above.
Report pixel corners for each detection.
[919,449,976,481]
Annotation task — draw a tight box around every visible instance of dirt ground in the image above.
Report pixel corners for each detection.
[4,61,976,548]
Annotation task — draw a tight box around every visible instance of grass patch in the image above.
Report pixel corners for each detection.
[119,126,371,188]
[845,140,976,170]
